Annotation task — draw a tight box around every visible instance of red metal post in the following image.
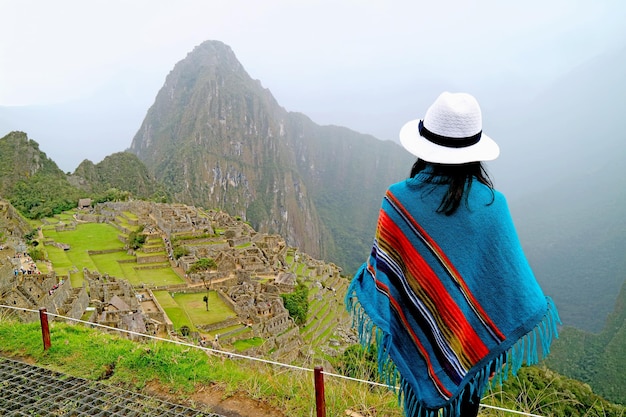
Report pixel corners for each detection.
[314,366,326,417]
[39,307,51,351]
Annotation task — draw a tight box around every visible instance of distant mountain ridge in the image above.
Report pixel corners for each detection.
[0,131,80,218]
[71,152,167,200]
[129,40,413,271]
[0,131,163,218]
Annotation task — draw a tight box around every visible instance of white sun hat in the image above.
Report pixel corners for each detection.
[399,92,500,164]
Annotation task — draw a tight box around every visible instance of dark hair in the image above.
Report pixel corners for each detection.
[409,158,494,215]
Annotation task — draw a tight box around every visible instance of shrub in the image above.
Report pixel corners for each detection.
[173,246,189,260]
[188,258,217,273]
[281,283,309,326]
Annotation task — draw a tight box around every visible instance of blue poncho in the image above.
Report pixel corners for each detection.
[346,175,560,417]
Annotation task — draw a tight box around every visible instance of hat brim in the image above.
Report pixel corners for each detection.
[399,119,500,164]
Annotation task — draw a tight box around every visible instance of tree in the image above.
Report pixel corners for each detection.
[173,245,189,259]
[128,226,146,250]
[281,283,309,326]
[189,257,216,273]
[29,247,45,262]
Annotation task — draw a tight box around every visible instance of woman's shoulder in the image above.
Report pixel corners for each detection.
[387,179,420,197]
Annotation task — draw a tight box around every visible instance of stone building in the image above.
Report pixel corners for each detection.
[85,270,169,338]
[224,274,303,360]
[0,268,88,323]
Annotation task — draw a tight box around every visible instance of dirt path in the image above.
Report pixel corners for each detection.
[146,380,286,417]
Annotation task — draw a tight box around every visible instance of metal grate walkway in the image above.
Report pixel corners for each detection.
[0,357,223,417]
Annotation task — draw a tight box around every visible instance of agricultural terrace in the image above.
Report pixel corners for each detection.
[152,290,237,334]
[39,212,184,288]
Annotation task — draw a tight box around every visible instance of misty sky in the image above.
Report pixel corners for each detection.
[1,0,626,171]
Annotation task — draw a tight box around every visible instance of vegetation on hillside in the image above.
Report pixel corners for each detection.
[545,280,626,405]
[281,282,309,326]
[0,317,404,416]
[0,131,168,220]
[72,152,169,202]
[0,131,81,218]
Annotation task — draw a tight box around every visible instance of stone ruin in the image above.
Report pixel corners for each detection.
[1,199,348,362]
[0,254,88,323]
[84,269,170,339]
[222,273,303,361]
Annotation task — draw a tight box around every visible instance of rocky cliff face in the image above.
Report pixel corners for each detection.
[130,40,413,271]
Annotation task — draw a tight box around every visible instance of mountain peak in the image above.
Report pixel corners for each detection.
[127,41,413,268]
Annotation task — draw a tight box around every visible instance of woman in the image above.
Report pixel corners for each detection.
[346,92,560,417]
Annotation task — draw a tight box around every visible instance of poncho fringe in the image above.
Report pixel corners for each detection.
[346,290,561,417]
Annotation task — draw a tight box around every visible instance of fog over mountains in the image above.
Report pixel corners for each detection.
[1,42,624,332]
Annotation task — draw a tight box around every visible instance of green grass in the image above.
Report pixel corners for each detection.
[122,211,138,221]
[233,337,263,351]
[172,292,236,326]
[41,216,184,287]
[136,250,167,258]
[123,266,184,287]
[215,324,247,336]
[118,262,141,283]
[294,263,306,276]
[45,223,125,251]
[90,251,135,277]
[43,222,128,287]
[115,215,135,230]
[153,291,194,331]
[0,317,405,416]
[45,244,73,272]
[3,316,622,417]
[151,291,236,332]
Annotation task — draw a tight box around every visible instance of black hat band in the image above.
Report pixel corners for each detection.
[418,119,482,148]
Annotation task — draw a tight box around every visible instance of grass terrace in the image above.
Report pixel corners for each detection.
[172,292,237,325]
[153,290,195,331]
[90,251,135,277]
[152,291,237,333]
[120,264,184,287]
[43,222,126,286]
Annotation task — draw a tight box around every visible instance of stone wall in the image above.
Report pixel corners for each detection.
[0,261,14,294]
[63,286,90,320]
[0,272,88,323]
[0,200,31,239]
[197,316,240,333]
[85,270,139,311]
[136,254,168,264]
[145,288,174,334]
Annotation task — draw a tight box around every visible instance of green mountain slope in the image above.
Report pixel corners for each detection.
[512,153,626,332]
[71,152,167,201]
[546,280,626,404]
[1,132,167,219]
[0,131,80,218]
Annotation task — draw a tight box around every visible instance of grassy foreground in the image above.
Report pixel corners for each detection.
[0,315,403,416]
[1,314,625,416]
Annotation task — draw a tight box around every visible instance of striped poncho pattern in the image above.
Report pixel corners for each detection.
[346,176,560,417]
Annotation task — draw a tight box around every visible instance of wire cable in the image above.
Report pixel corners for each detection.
[0,304,546,416]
